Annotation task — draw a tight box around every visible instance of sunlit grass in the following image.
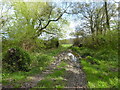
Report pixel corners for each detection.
[2,71,30,88]
[47,68,66,78]
[2,46,68,88]
[35,61,68,88]
[81,59,118,88]
[61,44,72,48]
[57,61,68,68]
[70,46,118,88]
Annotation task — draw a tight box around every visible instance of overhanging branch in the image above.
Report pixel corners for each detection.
[42,30,56,35]
[35,3,71,38]
[40,12,64,31]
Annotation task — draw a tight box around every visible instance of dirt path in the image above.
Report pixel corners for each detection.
[2,52,62,89]
[56,50,87,88]
[3,49,87,89]
[65,60,87,88]
[21,54,63,88]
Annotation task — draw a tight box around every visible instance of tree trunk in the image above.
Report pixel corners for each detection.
[104,0,110,30]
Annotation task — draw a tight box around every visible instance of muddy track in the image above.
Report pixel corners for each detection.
[2,49,87,89]
[2,53,62,89]
[56,50,87,89]
[65,60,87,88]
[21,54,63,88]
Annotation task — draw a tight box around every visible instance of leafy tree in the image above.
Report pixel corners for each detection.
[68,2,117,44]
[1,1,70,50]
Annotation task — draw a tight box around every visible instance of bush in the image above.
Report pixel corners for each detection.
[2,46,31,72]
[36,54,53,65]
[45,38,59,49]
[83,30,118,50]
[70,46,80,52]
[73,38,81,46]
[94,48,118,61]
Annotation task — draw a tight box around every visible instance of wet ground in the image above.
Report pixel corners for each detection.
[55,50,87,88]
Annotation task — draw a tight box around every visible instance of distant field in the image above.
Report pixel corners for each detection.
[61,44,72,48]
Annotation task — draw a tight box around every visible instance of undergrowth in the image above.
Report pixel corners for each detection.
[71,46,119,88]
[2,46,68,88]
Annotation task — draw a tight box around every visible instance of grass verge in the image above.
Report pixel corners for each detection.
[71,46,119,88]
[2,46,69,88]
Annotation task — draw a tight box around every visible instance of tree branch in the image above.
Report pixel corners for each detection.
[34,3,71,38]
[40,12,63,31]
[42,30,56,35]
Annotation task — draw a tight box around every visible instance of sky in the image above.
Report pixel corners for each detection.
[61,20,79,39]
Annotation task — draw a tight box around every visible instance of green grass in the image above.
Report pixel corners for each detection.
[2,71,29,87]
[47,68,66,78]
[81,59,118,88]
[2,53,54,87]
[57,61,68,68]
[61,44,72,48]
[71,46,119,88]
[35,61,68,88]
[2,46,68,88]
